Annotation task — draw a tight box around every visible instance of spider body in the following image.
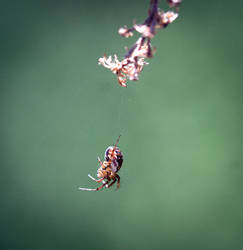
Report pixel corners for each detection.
[79,136,123,191]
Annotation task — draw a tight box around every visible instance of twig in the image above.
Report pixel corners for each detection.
[98,0,182,87]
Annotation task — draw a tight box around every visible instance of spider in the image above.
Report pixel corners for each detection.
[79,135,123,191]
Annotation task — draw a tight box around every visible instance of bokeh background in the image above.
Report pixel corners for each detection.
[1,0,243,249]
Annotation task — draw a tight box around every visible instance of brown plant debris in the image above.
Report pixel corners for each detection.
[98,0,182,87]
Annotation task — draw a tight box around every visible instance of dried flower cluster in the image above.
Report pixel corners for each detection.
[98,0,182,87]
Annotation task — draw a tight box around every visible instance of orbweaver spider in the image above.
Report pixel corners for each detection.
[79,135,123,191]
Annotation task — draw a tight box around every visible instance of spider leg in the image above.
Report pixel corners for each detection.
[78,187,98,191]
[106,177,117,188]
[88,174,104,183]
[95,180,110,191]
[116,174,120,189]
[79,180,109,192]
[97,157,103,166]
[114,135,121,148]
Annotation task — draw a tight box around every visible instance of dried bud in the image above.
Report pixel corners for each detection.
[99,54,148,87]
[164,11,179,23]
[117,75,128,88]
[118,26,134,38]
[134,24,155,38]
[129,38,155,58]
[167,0,182,8]
[157,11,178,27]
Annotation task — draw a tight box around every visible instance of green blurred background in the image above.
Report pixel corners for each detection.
[1,0,243,249]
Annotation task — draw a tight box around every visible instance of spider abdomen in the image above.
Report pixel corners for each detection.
[105,146,123,172]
